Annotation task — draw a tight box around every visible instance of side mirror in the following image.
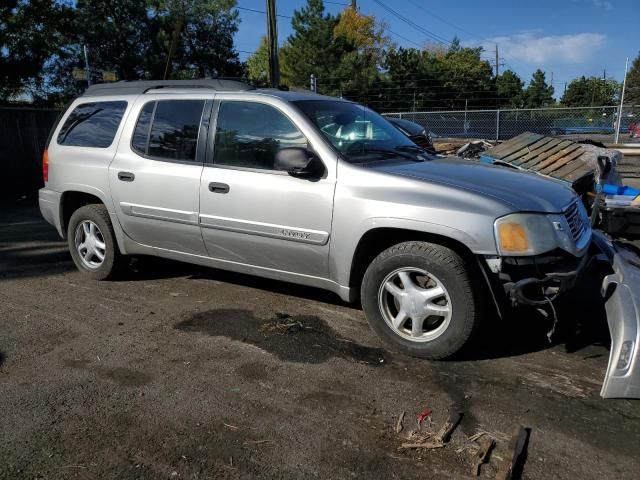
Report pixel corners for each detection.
[274,147,322,177]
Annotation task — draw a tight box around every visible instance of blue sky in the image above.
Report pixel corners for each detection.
[233,0,639,93]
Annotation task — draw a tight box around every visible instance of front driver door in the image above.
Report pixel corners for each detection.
[198,96,336,279]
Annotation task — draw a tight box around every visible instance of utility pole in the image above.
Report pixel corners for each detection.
[83,45,91,86]
[351,0,357,9]
[266,0,280,88]
[615,57,629,144]
[494,44,499,77]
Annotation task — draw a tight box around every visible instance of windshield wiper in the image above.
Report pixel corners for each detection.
[347,147,420,161]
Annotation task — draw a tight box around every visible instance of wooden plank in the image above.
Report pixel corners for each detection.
[532,144,581,171]
[563,162,596,183]
[552,157,588,178]
[493,134,543,160]
[496,426,530,480]
[520,140,574,169]
[512,138,563,166]
[540,148,585,174]
[488,132,531,156]
[501,137,555,164]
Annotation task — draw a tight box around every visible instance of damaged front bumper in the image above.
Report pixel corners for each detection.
[592,231,640,399]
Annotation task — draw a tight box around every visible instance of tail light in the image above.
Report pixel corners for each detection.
[42,149,49,182]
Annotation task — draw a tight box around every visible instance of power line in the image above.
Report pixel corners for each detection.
[236,6,292,19]
[403,0,475,38]
[386,28,423,48]
[371,0,452,46]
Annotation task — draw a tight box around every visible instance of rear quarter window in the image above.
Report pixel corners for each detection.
[57,101,128,148]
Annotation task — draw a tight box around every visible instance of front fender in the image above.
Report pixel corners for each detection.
[329,216,497,289]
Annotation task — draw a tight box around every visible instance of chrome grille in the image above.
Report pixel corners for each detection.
[564,201,587,242]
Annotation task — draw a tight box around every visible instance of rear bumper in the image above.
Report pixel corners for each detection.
[592,231,640,399]
[38,188,64,238]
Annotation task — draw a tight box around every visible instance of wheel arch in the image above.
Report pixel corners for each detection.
[347,227,478,303]
[59,187,127,254]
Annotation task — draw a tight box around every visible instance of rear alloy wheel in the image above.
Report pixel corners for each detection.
[361,241,482,359]
[74,220,107,270]
[67,204,125,280]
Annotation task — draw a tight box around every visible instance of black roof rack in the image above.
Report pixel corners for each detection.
[82,79,254,96]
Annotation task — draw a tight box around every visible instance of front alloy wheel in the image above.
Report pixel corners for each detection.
[378,267,452,342]
[361,241,482,359]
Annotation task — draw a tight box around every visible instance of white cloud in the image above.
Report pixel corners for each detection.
[467,32,607,65]
[590,0,613,11]
[571,0,614,11]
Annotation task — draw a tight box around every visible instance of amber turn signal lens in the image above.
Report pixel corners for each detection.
[42,149,49,182]
[497,222,529,252]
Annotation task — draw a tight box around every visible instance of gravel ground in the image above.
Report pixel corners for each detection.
[1,202,640,479]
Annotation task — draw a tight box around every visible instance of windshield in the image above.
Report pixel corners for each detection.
[294,100,421,163]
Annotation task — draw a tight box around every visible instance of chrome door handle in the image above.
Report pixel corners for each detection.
[209,182,230,194]
[118,171,135,182]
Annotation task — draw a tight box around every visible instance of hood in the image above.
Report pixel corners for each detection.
[370,157,577,213]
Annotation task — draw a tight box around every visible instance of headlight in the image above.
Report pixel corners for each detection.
[494,213,558,256]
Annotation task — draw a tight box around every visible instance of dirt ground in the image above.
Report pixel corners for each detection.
[1,202,640,479]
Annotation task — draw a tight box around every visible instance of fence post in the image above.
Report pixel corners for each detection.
[495,109,501,141]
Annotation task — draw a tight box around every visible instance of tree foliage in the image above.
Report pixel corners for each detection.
[523,69,555,108]
[0,0,73,101]
[1,0,632,113]
[279,0,341,88]
[560,76,619,107]
[246,36,270,86]
[3,0,243,104]
[496,70,524,108]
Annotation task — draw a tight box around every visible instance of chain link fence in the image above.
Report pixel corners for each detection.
[384,105,640,143]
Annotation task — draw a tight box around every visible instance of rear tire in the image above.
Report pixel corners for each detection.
[361,241,482,359]
[67,204,125,280]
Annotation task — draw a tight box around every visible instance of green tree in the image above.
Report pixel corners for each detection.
[625,52,640,106]
[496,70,524,108]
[246,36,270,86]
[439,39,494,109]
[40,0,152,103]
[523,69,555,108]
[561,76,619,107]
[147,0,243,79]
[0,0,73,102]
[279,0,341,88]
[381,40,494,111]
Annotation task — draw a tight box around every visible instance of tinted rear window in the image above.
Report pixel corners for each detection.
[57,101,127,148]
[132,100,204,161]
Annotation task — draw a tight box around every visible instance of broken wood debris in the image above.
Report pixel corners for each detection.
[472,436,495,476]
[395,411,406,434]
[496,425,530,480]
[399,411,463,450]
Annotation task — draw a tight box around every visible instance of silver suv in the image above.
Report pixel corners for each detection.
[39,79,592,360]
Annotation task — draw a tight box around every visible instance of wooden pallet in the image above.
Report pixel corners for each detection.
[480,132,593,186]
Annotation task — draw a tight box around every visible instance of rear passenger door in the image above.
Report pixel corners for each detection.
[109,95,212,255]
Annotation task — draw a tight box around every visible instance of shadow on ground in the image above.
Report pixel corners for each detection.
[175,309,389,366]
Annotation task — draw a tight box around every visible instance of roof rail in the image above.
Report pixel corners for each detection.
[81,79,254,97]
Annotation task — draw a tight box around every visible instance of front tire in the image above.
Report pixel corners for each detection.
[67,204,125,280]
[361,241,481,359]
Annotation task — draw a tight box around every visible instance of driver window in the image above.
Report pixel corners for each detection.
[213,101,307,170]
